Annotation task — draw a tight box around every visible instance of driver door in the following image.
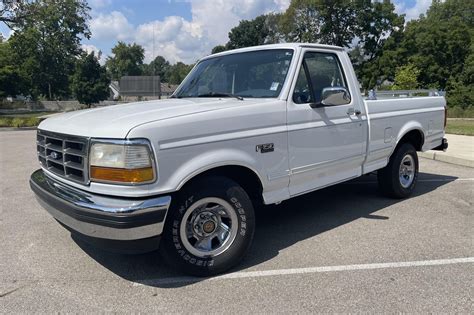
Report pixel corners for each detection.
[287,49,365,196]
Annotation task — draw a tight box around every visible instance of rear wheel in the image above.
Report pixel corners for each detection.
[160,176,255,276]
[377,142,419,198]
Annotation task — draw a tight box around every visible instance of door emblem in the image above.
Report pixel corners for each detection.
[256,143,274,153]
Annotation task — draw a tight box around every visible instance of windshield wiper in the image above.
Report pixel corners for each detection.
[197,92,243,101]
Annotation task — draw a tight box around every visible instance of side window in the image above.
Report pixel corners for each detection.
[292,52,347,104]
[292,64,313,104]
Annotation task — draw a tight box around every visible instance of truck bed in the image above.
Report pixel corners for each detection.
[362,96,446,174]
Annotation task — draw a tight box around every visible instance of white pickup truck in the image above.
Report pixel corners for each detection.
[30,43,448,276]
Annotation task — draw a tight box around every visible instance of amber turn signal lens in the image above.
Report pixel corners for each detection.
[90,166,154,183]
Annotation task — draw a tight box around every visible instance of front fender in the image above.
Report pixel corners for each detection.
[157,147,265,194]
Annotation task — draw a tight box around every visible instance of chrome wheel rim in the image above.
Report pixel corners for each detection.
[399,154,415,188]
[180,197,238,258]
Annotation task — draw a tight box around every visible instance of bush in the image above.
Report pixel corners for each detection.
[10,117,24,128]
[0,116,42,127]
[0,117,10,127]
[447,106,474,118]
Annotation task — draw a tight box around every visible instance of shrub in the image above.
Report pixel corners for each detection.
[448,106,474,118]
[10,118,24,128]
[0,116,43,127]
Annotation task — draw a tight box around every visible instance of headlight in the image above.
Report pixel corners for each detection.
[89,140,155,184]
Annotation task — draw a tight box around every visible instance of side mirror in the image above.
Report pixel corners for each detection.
[310,87,351,108]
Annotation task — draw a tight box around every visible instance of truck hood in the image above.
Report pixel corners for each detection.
[38,98,252,138]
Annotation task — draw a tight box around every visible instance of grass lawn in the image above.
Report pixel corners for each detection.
[0,111,57,128]
[446,119,474,136]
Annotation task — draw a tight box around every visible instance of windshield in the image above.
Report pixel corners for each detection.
[174,49,294,99]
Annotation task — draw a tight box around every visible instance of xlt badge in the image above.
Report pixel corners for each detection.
[256,143,274,153]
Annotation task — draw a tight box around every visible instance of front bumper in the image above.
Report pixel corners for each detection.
[30,169,172,242]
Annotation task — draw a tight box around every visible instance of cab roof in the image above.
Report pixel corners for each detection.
[201,43,344,62]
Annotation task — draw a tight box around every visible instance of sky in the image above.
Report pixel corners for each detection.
[1,0,434,65]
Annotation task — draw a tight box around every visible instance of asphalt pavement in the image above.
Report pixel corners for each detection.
[0,130,473,313]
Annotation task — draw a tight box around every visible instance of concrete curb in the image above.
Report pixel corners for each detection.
[419,151,473,168]
[0,127,37,132]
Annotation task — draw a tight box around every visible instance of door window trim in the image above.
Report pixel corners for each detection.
[291,50,351,106]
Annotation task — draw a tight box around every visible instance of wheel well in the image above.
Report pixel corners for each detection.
[398,129,424,151]
[183,165,264,204]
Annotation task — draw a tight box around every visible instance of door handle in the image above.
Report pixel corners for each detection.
[347,108,361,116]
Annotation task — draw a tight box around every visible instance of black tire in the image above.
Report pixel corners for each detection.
[160,176,255,276]
[377,142,419,198]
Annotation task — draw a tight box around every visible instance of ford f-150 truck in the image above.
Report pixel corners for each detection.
[30,43,448,276]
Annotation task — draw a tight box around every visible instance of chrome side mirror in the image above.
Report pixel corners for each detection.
[310,87,351,108]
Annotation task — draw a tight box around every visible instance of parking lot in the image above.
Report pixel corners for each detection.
[0,130,472,312]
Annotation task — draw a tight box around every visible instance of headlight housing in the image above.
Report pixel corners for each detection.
[89,139,156,185]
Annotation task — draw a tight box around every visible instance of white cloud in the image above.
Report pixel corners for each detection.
[190,0,290,49]
[395,0,432,21]
[134,16,206,63]
[89,11,133,41]
[88,0,290,64]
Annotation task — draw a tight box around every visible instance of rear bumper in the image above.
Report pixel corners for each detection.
[433,137,448,151]
[30,169,172,242]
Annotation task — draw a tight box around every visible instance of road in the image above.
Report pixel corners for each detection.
[1,130,473,313]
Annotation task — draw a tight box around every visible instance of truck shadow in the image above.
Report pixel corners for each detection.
[72,172,456,288]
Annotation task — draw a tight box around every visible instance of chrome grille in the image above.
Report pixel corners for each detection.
[37,130,90,184]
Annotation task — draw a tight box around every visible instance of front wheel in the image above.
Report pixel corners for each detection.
[377,142,419,198]
[160,176,255,276]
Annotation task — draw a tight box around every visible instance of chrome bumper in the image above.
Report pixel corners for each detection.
[30,169,172,241]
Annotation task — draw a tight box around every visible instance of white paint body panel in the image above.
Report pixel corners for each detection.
[37,43,446,204]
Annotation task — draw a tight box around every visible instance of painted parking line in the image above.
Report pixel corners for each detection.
[137,257,474,286]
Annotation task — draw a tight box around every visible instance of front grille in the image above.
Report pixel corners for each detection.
[37,130,90,184]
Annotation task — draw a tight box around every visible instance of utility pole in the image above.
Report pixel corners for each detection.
[153,23,156,98]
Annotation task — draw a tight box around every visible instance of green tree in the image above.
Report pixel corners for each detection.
[279,0,404,90]
[264,13,284,44]
[167,62,193,85]
[359,0,473,94]
[281,0,362,47]
[106,42,145,80]
[8,0,90,99]
[445,41,474,109]
[355,0,405,61]
[392,64,420,90]
[142,55,170,79]
[0,40,28,98]
[211,45,227,54]
[226,15,269,49]
[352,0,404,90]
[71,52,110,107]
[0,0,35,28]
[280,0,321,43]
